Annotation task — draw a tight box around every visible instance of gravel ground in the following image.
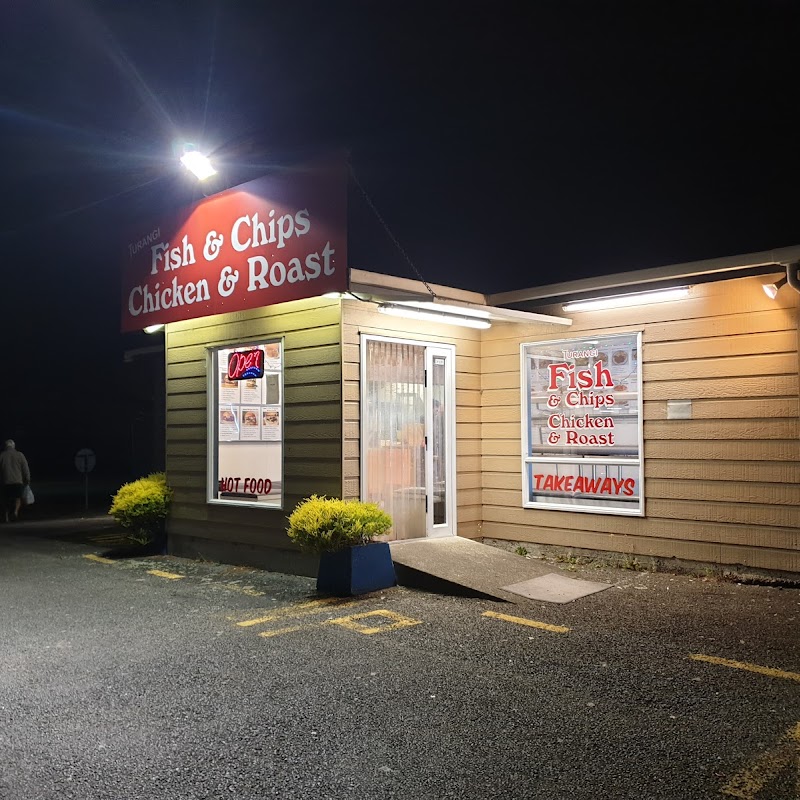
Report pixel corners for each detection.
[1,525,798,799]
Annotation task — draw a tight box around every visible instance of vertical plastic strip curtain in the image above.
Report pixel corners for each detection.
[363,340,426,540]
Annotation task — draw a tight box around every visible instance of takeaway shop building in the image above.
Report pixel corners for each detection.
[121,166,800,577]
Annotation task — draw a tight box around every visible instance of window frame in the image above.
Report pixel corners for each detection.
[520,332,644,517]
[206,338,285,510]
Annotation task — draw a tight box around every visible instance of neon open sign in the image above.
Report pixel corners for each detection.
[227,348,265,380]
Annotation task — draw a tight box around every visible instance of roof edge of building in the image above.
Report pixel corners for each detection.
[487,245,800,306]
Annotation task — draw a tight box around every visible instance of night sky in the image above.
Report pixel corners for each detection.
[1,1,798,483]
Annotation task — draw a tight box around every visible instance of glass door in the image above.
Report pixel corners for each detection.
[426,346,454,536]
[361,337,456,540]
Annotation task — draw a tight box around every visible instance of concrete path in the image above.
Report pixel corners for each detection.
[390,536,594,602]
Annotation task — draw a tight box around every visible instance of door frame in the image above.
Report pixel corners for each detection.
[359,334,457,539]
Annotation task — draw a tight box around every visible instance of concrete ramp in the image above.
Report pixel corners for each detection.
[390,537,552,602]
[390,537,612,603]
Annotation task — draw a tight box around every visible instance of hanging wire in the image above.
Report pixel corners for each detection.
[348,161,437,299]
[345,291,373,303]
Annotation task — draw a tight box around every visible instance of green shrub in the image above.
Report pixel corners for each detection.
[108,472,173,545]
[287,495,392,554]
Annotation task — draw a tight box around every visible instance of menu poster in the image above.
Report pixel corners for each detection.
[219,406,239,441]
[261,408,281,441]
[240,376,262,405]
[264,342,282,371]
[219,362,241,405]
[240,406,261,441]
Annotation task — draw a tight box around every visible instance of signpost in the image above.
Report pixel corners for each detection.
[74,448,96,511]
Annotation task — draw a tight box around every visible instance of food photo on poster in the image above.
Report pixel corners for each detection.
[240,376,262,405]
[260,408,281,442]
[521,332,643,515]
[212,341,283,507]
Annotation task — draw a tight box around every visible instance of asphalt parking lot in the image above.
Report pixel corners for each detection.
[1,521,798,799]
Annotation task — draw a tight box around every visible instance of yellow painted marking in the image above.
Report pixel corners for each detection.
[326,609,422,635]
[83,554,115,565]
[258,626,303,639]
[237,598,359,627]
[690,653,800,683]
[147,569,184,580]
[482,610,570,634]
[721,722,800,798]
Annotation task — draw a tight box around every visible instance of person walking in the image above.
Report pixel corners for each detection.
[0,439,31,522]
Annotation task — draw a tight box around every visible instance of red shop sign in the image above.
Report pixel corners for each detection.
[121,161,347,332]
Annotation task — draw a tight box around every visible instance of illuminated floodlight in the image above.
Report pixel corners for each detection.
[562,287,690,313]
[762,276,787,299]
[144,323,165,334]
[180,148,216,181]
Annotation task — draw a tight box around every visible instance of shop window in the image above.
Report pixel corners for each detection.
[521,332,643,516]
[208,340,283,508]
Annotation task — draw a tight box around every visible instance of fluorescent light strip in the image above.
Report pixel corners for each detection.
[377,303,491,329]
[392,300,492,319]
[562,287,690,313]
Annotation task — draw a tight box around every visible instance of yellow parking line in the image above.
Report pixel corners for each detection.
[147,569,184,580]
[721,722,800,798]
[482,610,570,634]
[83,554,115,565]
[689,653,800,683]
[237,598,359,627]
[259,626,303,639]
[326,609,422,635]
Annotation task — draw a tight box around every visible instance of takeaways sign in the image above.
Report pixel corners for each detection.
[121,163,347,332]
[522,332,644,516]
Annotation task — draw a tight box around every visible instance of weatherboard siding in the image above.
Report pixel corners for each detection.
[341,299,483,537]
[164,297,343,573]
[480,275,800,573]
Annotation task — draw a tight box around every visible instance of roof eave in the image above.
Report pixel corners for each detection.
[487,245,800,305]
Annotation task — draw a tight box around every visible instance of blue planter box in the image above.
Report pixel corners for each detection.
[317,542,397,596]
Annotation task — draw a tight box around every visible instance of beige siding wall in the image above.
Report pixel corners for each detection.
[164,297,342,572]
[481,275,800,572]
[341,299,483,537]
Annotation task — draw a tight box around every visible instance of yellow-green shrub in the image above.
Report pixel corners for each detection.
[109,472,173,544]
[287,495,392,554]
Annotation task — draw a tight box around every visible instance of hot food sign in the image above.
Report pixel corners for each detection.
[121,163,347,332]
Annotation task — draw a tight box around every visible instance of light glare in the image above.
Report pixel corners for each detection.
[762,276,786,299]
[180,150,217,180]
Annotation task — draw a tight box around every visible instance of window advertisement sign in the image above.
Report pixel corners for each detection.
[121,162,347,332]
[521,332,643,515]
[210,340,283,508]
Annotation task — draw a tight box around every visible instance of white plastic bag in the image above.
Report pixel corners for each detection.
[22,485,34,506]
